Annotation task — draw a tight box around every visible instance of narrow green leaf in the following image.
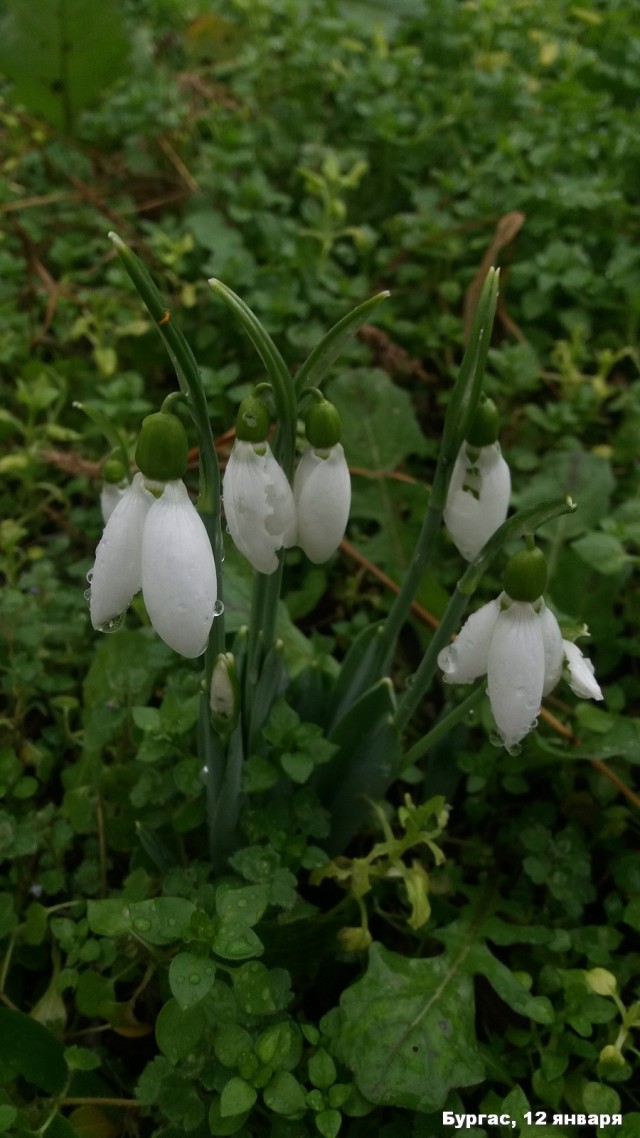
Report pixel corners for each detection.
[295,291,390,396]
[0,1008,67,1094]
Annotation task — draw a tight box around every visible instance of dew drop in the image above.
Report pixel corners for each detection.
[175,976,185,984]
[205,966,214,976]
[189,972,200,985]
[98,611,127,634]
[167,918,176,927]
[121,906,131,920]
[86,569,94,583]
[489,731,503,749]
[83,587,92,603]
[133,917,151,933]
[505,741,522,757]
[213,599,225,617]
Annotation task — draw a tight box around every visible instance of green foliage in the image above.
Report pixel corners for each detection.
[1,0,639,1135]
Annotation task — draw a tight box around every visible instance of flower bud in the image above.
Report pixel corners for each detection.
[304,399,342,450]
[235,394,270,443]
[102,457,127,484]
[465,395,500,448]
[504,545,547,603]
[210,652,240,733]
[584,967,617,998]
[135,412,188,482]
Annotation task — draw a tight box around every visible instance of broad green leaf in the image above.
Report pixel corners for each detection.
[572,531,632,575]
[0,1008,67,1094]
[330,942,485,1111]
[0,0,131,131]
[169,952,217,1010]
[328,368,427,470]
[514,448,614,540]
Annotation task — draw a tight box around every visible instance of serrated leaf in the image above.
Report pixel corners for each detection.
[330,942,484,1111]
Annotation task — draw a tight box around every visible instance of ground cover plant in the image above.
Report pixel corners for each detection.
[0,1,639,1136]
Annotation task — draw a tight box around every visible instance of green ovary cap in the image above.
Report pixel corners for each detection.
[102,457,127,484]
[235,394,270,443]
[305,399,342,449]
[135,412,188,481]
[465,395,500,448]
[504,546,548,603]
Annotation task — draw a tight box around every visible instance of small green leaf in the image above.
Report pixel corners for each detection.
[220,1076,258,1116]
[208,1097,250,1136]
[169,952,216,1010]
[64,1045,101,1071]
[0,1008,67,1093]
[216,883,270,927]
[263,1071,307,1116]
[280,751,314,783]
[308,1048,337,1090]
[316,1108,342,1138]
[155,999,206,1064]
[212,920,264,960]
[233,962,292,1016]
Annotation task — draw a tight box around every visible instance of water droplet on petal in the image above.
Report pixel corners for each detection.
[505,741,522,757]
[86,569,94,583]
[213,599,225,617]
[98,611,127,633]
[489,731,503,749]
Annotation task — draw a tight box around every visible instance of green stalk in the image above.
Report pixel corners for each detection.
[378,269,500,675]
[109,233,230,862]
[401,683,486,769]
[208,279,297,476]
[395,494,577,732]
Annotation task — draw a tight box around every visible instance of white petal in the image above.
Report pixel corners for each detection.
[222,441,296,575]
[89,473,152,630]
[487,601,545,749]
[293,443,351,564]
[141,480,217,658]
[562,639,603,701]
[539,602,564,695]
[438,595,501,684]
[444,443,511,561]
[100,482,127,523]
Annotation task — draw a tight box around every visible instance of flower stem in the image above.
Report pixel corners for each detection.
[401,683,486,769]
[378,268,500,675]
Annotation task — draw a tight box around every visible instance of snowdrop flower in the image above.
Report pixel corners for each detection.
[90,472,153,632]
[438,545,603,751]
[294,395,351,564]
[444,442,511,561]
[294,442,351,563]
[222,393,296,575]
[223,440,296,574]
[88,410,217,657]
[141,480,217,657]
[444,395,511,561]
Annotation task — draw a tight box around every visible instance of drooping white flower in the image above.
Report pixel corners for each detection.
[438,595,603,750]
[562,638,603,700]
[89,473,153,631]
[141,479,217,658]
[222,440,296,575]
[444,442,511,561]
[89,475,217,657]
[293,443,351,564]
